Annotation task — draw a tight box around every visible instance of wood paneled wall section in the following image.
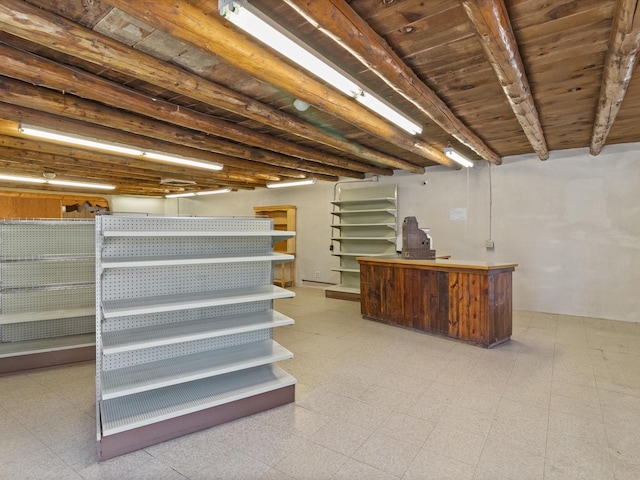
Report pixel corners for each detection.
[0,191,109,219]
[360,261,514,347]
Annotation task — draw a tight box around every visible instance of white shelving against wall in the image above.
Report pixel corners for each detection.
[0,220,95,374]
[95,215,296,460]
[326,184,398,301]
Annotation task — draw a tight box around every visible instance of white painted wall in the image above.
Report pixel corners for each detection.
[110,142,640,322]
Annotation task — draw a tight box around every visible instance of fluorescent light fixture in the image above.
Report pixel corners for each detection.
[166,188,232,198]
[0,173,47,184]
[20,124,224,172]
[195,188,232,195]
[266,178,316,188]
[0,172,114,189]
[165,192,196,198]
[19,124,143,156]
[444,145,474,168]
[47,179,115,190]
[144,152,223,171]
[219,0,423,135]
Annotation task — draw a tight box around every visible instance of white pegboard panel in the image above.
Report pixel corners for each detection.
[0,220,94,259]
[100,215,273,234]
[102,330,271,371]
[101,262,271,300]
[1,315,94,342]
[101,236,273,259]
[1,287,94,314]
[101,300,271,333]
[0,259,94,290]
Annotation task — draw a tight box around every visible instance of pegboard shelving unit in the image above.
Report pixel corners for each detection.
[326,185,398,301]
[0,220,95,374]
[96,215,296,460]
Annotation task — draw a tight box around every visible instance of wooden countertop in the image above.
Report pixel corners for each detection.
[357,255,517,271]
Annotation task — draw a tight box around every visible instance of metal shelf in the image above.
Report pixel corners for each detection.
[102,309,294,354]
[331,223,396,228]
[325,285,360,295]
[331,209,396,216]
[100,365,296,436]
[102,340,292,399]
[331,268,359,273]
[0,333,95,358]
[101,285,294,318]
[101,252,293,269]
[331,197,395,205]
[0,306,95,325]
[331,252,391,257]
[102,230,295,240]
[331,237,395,242]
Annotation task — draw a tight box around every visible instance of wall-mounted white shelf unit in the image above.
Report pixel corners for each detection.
[95,215,296,460]
[326,185,398,301]
[0,220,95,374]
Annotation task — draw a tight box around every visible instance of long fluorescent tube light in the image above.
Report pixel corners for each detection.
[20,124,224,171]
[48,179,115,190]
[444,146,474,168]
[19,124,143,156]
[266,178,316,188]
[0,173,47,184]
[0,172,115,189]
[219,0,423,135]
[144,152,223,171]
[165,188,232,198]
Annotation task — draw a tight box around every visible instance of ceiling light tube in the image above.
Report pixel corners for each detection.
[20,124,224,172]
[444,146,474,168]
[144,152,223,171]
[47,179,116,190]
[165,192,197,198]
[0,173,47,184]
[20,124,144,156]
[219,0,423,135]
[266,178,317,188]
[195,188,232,195]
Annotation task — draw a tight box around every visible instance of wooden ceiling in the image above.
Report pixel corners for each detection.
[0,0,638,196]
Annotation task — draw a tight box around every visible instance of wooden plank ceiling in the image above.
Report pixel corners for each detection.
[0,0,638,196]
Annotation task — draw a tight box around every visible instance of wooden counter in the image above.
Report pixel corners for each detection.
[358,256,517,348]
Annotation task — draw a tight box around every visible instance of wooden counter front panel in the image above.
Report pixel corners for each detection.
[360,263,512,347]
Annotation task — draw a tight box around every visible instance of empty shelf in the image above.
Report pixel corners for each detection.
[331,237,395,242]
[102,309,294,354]
[102,230,295,239]
[331,209,396,215]
[101,252,294,269]
[331,197,395,205]
[325,285,360,295]
[331,252,392,257]
[101,340,292,400]
[0,306,95,325]
[101,285,294,318]
[331,268,359,273]
[0,333,95,358]
[100,364,296,436]
[331,223,396,228]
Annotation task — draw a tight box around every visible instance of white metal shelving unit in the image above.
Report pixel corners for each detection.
[95,215,296,460]
[0,220,95,373]
[326,185,398,300]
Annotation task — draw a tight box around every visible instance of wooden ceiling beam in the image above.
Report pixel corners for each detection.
[104,1,450,169]
[0,77,358,179]
[0,0,417,173]
[460,0,549,161]
[0,43,390,178]
[590,0,640,155]
[284,0,501,165]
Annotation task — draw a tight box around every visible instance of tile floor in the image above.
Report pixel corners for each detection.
[1,286,639,479]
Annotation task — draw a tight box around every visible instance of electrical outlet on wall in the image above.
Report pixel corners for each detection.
[314,271,320,279]
[485,239,495,249]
